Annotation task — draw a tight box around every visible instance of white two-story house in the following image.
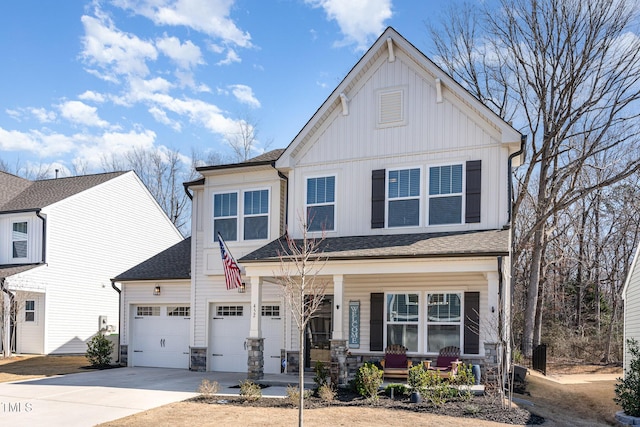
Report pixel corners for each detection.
[115,27,522,380]
[0,171,183,355]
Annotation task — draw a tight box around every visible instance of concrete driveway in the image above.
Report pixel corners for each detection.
[0,367,300,426]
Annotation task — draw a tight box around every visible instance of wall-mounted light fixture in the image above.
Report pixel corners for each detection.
[238,282,246,294]
[154,286,161,296]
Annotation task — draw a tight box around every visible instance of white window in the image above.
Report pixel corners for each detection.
[426,293,462,353]
[137,306,160,316]
[385,293,419,352]
[12,221,28,259]
[167,306,190,317]
[243,189,269,240]
[306,176,335,232]
[25,300,35,322]
[428,164,463,225]
[214,192,238,241]
[387,168,420,227]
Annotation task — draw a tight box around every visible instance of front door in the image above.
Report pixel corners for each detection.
[305,295,332,369]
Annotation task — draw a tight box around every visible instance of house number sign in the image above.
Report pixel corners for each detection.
[349,301,360,348]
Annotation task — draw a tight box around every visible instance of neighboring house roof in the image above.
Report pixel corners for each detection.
[0,171,127,212]
[241,229,509,262]
[112,237,191,281]
[0,171,32,206]
[623,243,640,299]
[194,148,285,173]
[0,263,42,279]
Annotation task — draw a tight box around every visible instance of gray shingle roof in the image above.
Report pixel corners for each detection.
[195,148,284,172]
[112,237,191,281]
[0,263,42,279]
[0,171,127,212]
[0,171,32,206]
[240,229,510,262]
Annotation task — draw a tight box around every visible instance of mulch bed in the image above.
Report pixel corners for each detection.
[190,388,545,425]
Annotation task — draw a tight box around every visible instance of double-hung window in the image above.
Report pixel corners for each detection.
[244,189,269,240]
[387,168,420,227]
[426,293,461,352]
[214,192,238,241]
[12,222,28,259]
[25,300,35,322]
[306,176,335,232]
[428,164,463,225]
[386,293,419,352]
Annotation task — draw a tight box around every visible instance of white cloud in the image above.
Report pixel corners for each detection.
[78,90,106,103]
[156,35,204,69]
[0,127,75,157]
[217,48,241,66]
[5,109,22,121]
[148,106,182,131]
[73,129,157,168]
[112,0,252,47]
[80,13,157,79]
[228,84,260,108]
[305,0,392,50]
[59,100,109,128]
[29,108,56,123]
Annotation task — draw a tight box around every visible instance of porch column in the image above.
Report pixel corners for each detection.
[486,271,500,343]
[248,276,264,380]
[332,275,344,340]
[2,282,11,357]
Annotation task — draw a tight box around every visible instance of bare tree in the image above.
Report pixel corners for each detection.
[225,112,272,163]
[275,221,328,427]
[430,0,640,356]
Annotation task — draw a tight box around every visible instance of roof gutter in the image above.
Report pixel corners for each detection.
[110,280,121,364]
[507,135,526,225]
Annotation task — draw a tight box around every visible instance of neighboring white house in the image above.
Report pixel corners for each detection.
[115,27,523,381]
[0,171,183,355]
[623,243,640,374]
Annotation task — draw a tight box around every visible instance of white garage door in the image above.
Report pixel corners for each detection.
[209,303,283,374]
[132,305,190,369]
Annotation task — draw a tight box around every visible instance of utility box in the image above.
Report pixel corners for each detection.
[99,315,108,333]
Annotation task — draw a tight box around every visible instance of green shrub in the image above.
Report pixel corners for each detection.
[452,363,475,401]
[239,380,262,401]
[355,362,383,401]
[197,379,220,397]
[408,365,429,394]
[384,383,407,398]
[85,334,113,367]
[422,369,450,406]
[615,339,640,417]
[313,360,329,388]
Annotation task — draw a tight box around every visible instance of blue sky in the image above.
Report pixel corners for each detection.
[0,0,449,177]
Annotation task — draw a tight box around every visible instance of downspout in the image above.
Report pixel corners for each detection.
[183,183,193,201]
[111,280,121,364]
[35,209,46,264]
[507,135,527,225]
[1,278,14,357]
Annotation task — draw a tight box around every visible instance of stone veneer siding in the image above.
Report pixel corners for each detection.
[246,338,264,380]
[190,347,207,372]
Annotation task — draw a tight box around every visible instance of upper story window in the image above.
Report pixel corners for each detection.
[244,189,269,240]
[306,176,335,232]
[12,222,28,259]
[387,168,420,227]
[214,192,238,241]
[428,164,463,225]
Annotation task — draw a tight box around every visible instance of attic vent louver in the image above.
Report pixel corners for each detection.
[377,88,405,127]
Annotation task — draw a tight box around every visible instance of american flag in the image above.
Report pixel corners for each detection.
[218,233,242,290]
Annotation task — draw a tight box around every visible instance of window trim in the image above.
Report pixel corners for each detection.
[213,191,239,242]
[242,187,270,241]
[25,299,35,322]
[426,162,465,226]
[12,221,28,260]
[305,174,337,232]
[386,167,422,228]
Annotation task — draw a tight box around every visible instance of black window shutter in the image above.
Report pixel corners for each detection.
[371,169,385,229]
[464,291,480,354]
[370,293,384,351]
[465,160,481,223]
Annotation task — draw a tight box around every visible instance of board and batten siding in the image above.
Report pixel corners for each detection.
[0,212,43,265]
[284,50,511,239]
[624,247,640,374]
[17,172,183,354]
[120,281,190,345]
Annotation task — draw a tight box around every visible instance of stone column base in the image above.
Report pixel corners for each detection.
[119,344,128,366]
[330,339,348,386]
[190,347,207,372]
[246,338,264,380]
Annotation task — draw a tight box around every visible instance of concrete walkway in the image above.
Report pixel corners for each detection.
[0,367,312,427]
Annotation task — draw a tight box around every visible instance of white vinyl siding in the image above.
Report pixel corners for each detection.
[624,249,640,374]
